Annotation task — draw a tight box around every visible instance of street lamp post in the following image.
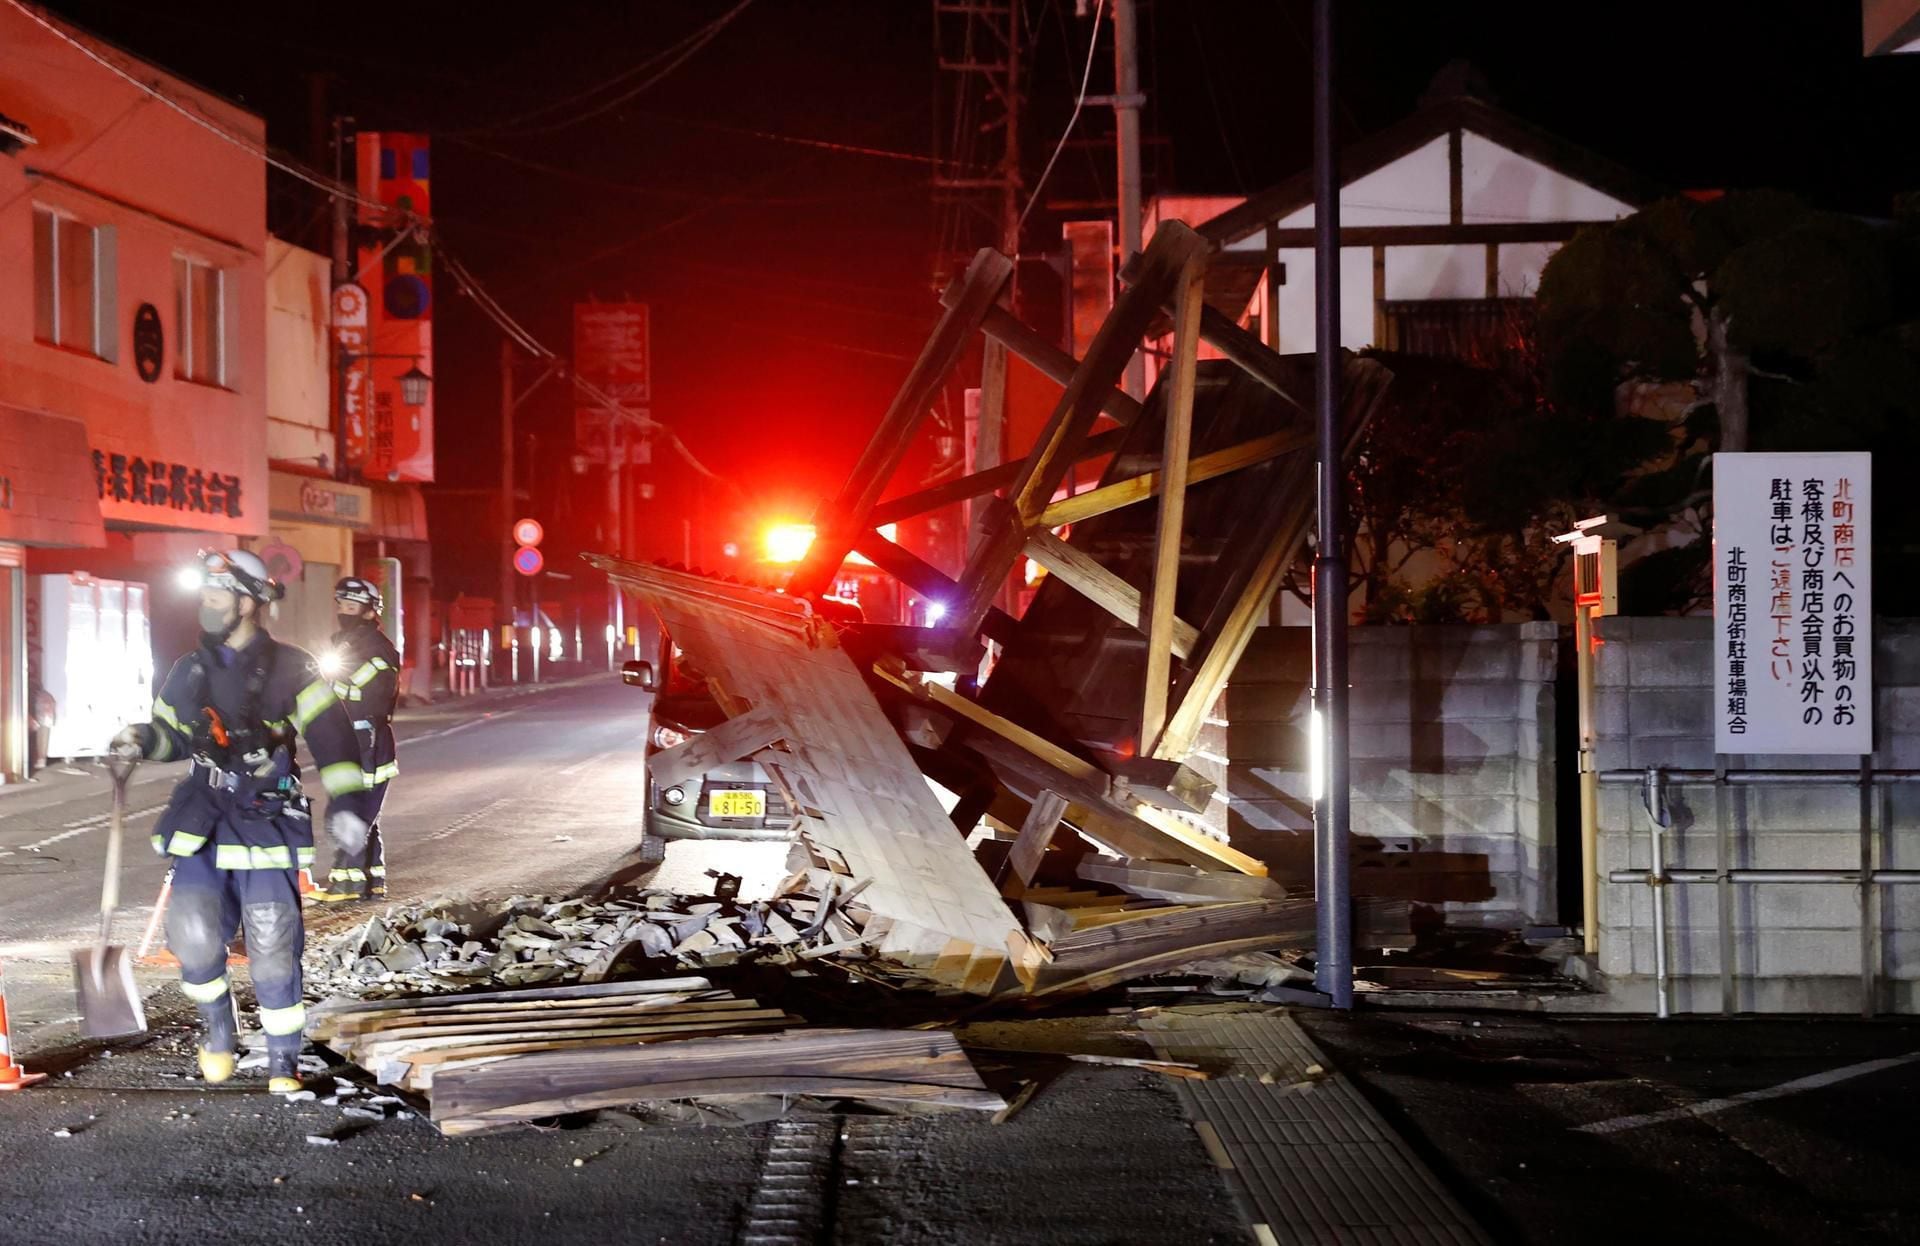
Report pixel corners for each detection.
[334,350,431,483]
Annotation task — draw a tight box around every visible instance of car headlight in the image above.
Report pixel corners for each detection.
[653,724,690,750]
[662,786,686,806]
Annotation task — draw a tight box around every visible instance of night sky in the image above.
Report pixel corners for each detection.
[36,0,1920,595]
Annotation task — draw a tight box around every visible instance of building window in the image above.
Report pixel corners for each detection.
[33,206,113,358]
[174,255,225,386]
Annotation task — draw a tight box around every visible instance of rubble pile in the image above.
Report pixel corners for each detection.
[305,876,867,1003]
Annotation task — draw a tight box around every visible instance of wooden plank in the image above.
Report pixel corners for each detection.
[430,1028,1003,1133]
[349,1007,793,1051]
[1142,252,1205,749]
[1021,899,1317,997]
[999,790,1068,897]
[1152,357,1394,760]
[789,248,1013,596]
[649,701,790,788]
[1105,756,1216,815]
[1022,529,1199,659]
[328,996,751,1040]
[308,976,713,1028]
[870,426,1128,528]
[1036,429,1311,528]
[956,299,1145,427]
[1077,859,1287,904]
[873,663,1104,785]
[951,223,1212,636]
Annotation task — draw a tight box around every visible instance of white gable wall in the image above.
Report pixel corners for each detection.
[1208,129,1636,355]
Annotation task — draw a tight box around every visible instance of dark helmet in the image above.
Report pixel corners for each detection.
[194,549,283,603]
[333,575,383,613]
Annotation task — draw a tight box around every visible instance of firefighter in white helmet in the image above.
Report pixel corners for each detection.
[110,549,376,1094]
[311,575,400,903]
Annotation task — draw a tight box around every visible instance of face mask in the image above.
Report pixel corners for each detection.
[336,613,366,634]
[199,601,237,639]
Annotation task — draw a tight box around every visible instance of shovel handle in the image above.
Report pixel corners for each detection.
[99,761,133,940]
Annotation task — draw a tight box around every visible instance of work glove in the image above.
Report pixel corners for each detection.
[109,724,148,761]
[327,809,371,855]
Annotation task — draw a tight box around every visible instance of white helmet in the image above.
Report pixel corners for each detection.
[194,548,283,603]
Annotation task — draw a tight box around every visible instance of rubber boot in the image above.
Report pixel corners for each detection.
[196,1001,238,1084]
[267,1046,303,1096]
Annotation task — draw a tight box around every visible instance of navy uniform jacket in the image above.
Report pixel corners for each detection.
[327,623,400,787]
[136,630,374,872]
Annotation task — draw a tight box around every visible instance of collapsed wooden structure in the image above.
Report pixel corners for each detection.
[589,221,1397,993]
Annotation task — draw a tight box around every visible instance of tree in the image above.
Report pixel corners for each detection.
[1536,191,1920,614]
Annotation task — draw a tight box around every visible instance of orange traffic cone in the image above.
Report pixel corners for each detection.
[0,961,48,1091]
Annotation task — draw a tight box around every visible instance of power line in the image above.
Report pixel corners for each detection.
[6,0,401,221]
[1017,0,1107,237]
[479,1,754,138]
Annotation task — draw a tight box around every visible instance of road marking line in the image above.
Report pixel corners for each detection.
[558,748,622,778]
[7,803,165,854]
[400,708,526,748]
[425,796,516,842]
[1575,1050,1920,1135]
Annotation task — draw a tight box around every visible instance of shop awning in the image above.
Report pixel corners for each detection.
[365,481,429,543]
[0,406,107,548]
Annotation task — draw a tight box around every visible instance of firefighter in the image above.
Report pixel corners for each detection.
[110,549,375,1095]
[312,575,400,903]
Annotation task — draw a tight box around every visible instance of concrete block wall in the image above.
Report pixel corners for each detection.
[1592,616,1920,1014]
[1210,622,1559,924]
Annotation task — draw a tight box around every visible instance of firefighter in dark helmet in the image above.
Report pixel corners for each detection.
[311,575,400,903]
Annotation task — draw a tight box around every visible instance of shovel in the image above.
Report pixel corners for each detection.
[73,755,148,1039]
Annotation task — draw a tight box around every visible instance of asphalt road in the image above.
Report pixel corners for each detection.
[0,677,660,1039]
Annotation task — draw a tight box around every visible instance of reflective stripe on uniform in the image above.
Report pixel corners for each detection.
[330,868,367,882]
[213,843,295,870]
[365,761,399,785]
[152,698,185,734]
[165,831,209,857]
[320,761,368,796]
[369,864,387,878]
[291,679,337,731]
[297,845,315,868]
[348,659,387,688]
[258,1002,306,1036]
[180,975,229,1003]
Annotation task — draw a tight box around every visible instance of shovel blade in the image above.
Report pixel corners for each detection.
[72,944,147,1039]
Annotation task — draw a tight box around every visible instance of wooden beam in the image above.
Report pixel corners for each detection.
[650,702,790,788]
[789,248,1013,597]
[849,530,1021,645]
[870,426,1129,528]
[1151,359,1395,760]
[872,664,1104,785]
[1022,529,1198,659]
[950,223,1212,637]
[1372,244,1387,348]
[1000,790,1069,897]
[1263,220,1597,248]
[1448,127,1463,226]
[1263,222,1283,352]
[1037,429,1312,528]
[1484,242,1499,298]
[944,297,1146,428]
[1142,253,1204,749]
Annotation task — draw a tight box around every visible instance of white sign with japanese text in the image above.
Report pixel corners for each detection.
[1714,452,1871,754]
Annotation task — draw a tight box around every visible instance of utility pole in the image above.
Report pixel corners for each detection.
[330,115,351,285]
[500,338,517,643]
[1310,0,1353,1011]
[1111,0,1144,399]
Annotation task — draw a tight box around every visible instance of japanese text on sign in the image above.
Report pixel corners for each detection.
[1714,452,1871,754]
[92,450,243,519]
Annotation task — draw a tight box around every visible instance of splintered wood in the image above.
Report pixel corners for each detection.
[581,229,1401,1000]
[309,978,1003,1135]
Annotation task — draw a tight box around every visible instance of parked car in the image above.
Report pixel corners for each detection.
[621,655,799,861]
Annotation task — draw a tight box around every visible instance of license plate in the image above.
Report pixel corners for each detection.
[708,789,765,818]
